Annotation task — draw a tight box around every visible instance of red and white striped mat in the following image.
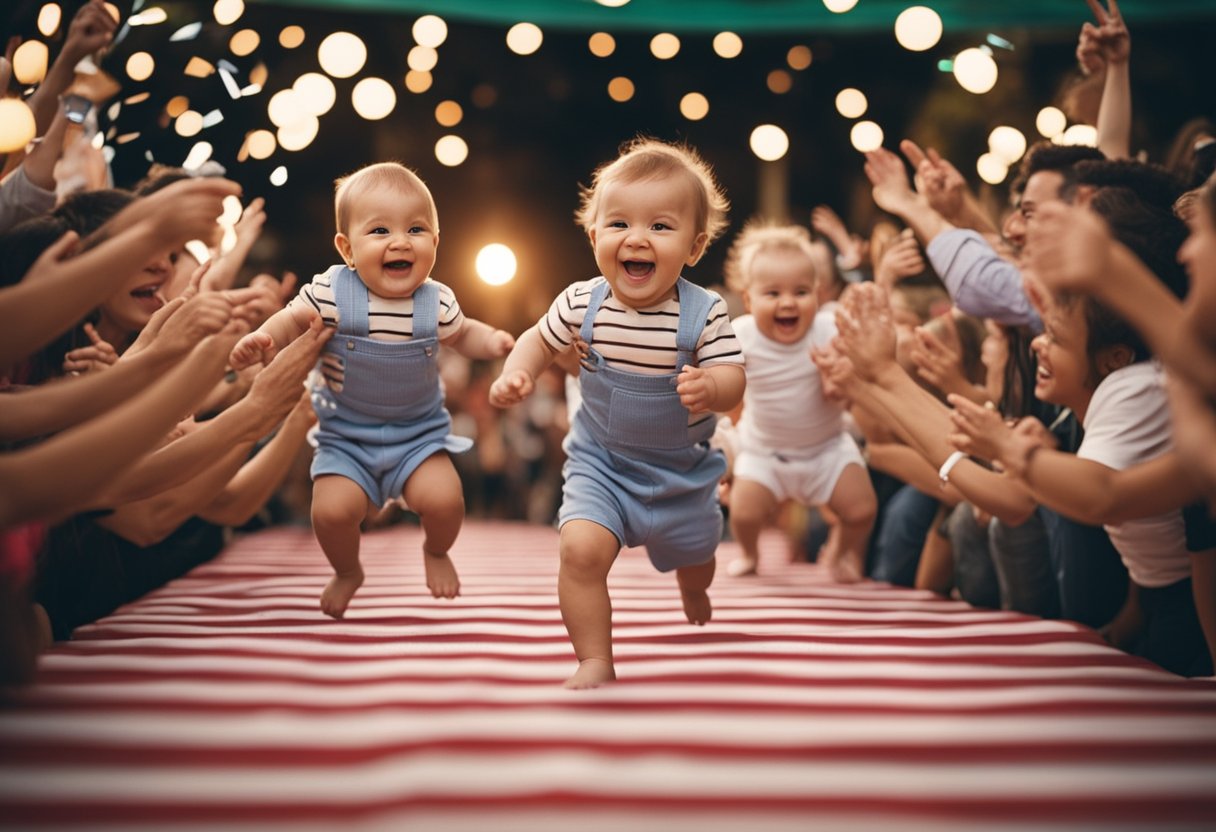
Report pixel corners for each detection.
[3,521,1215,830]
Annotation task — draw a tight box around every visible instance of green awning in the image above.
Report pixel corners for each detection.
[260,0,1216,33]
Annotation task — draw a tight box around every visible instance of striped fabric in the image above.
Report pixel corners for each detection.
[2,521,1215,830]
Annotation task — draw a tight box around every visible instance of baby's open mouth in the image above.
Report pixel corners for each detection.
[623,260,653,278]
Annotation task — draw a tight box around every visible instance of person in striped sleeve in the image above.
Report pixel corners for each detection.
[489,139,745,688]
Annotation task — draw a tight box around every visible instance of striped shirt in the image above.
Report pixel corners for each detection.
[288,271,464,390]
[538,277,743,375]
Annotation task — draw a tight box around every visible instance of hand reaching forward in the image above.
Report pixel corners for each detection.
[833,282,898,382]
[1026,202,1112,295]
[486,329,517,358]
[676,364,718,415]
[901,139,967,222]
[864,147,919,217]
[489,369,534,408]
[62,322,118,376]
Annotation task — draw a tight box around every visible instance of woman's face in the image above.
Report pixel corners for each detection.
[98,250,173,338]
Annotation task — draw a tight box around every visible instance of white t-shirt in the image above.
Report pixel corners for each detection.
[1077,361,1190,588]
[733,312,844,455]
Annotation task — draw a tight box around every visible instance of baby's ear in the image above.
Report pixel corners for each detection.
[685,231,709,266]
[333,232,353,266]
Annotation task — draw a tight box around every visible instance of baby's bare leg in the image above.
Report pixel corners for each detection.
[312,475,372,618]
[559,519,619,688]
[402,452,463,599]
[821,463,877,584]
[676,558,715,625]
[728,478,777,576]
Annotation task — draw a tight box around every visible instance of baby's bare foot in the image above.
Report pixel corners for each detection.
[726,556,758,577]
[423,549,460,599]
[680,587,713,625]
[823,551,863,584]
[320,568,364,619]
[564,657,616,689]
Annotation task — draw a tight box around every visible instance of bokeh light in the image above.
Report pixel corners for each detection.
[588,32,616,57]
[713,32,743,59]
[435,100,463,126]
[352,77,396,120]
[267,89,305,127]
[247,129,276,159]
[750,124,790,162]
[0,99,37,153]
[130,7,167,26]
[14,41,49,84]
[229,29,259,56]
[607,76,635,102]
[279,25,304,48]
[182,141,213,171]
[1059,124,1098,147]
[850,120,884,152]
[318,31,367,78]
[184,57,215,78]
[835,88,868,118]
[987,125,1027,164]
[405,70,433,93]
[894,6,943,52]
[277,115,319,151]
[823,0,859,12]
[650,33,680,60]
[175,110,204,137]
[595,0,631,6]
[413,15,448,48]
[213,0,243,26]
[293,72,336,116]
[976,152,1009,184]
[679,92,709,121]
[767,70,792,94]
[506,23,543,55]
[166,96,189,117]
[953,47,998,94]
[37,4,61,37]
[270,166,288,187]
[408,45,438,72]
[476,244,517,286]
[1035,106,1067,138]
[787,45,812,70]
[435,135,469,166]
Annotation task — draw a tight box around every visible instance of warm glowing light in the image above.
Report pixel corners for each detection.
[352,77,396,120]
[476,244,517,286]
[102,3,119,22]
[130,7,167,25]
[1059,124,1098,147]
[850,120,884,152]
[279,25,304,48]
[249,63,268,86]
[823,0,859,12]
[750,124,789,162]
[595,0,631,6]
[835,88,867,118]
[471,84,497,108]
[787,45,812,70]
[0,99,37,153]
[953,47,998,94]
[650,33,680,60]
[589,32,616,57]
[713,32,743,59]
[894,6,943,52]
[37,4,61,37]
[987,125,1027,164]
[976,152,1009,185]
[435,100,463,126]
[270,166,288,186]
[506,23,543,56]
[277,115,319,151]
[124,92,150,104]
[267,89,305,127]
[413,15,448,48]
[13,41,49,85]
[435,135,469,167]
[405,70,433,93]
[247,129,276,159]
[679,92,709,121]
[407,45,438,72]
[293,72,336,116]
[607,76,635,102]
[1035,106,1067,139]
[125,51,155,82]
[229,29,259,56]
[175,110,204,137]
[213,0,244,26]
[166,96,189,117]
[318,31,367,78]
[182,141,213,171]
[184,56,215,78]
[767,70,792,94]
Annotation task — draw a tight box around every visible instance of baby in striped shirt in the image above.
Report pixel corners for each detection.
[230,162,514,618]
[489,139,746,688]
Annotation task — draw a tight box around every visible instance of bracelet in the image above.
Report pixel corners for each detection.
[938,450,967,485]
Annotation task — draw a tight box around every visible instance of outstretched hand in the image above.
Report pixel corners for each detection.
[864,147,919,217]
[62,322,118,376]
[833,282,898,382]
[1026,202,1112,295]
[489,369,535,408]
[901,139,968,222]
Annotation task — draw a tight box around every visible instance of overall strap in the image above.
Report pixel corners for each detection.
[411,281,439,340]
[578,279,612,345]
[673,277,716,369]
[334,265,369,338]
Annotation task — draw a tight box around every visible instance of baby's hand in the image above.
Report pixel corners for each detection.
[228,330,276,370]
[488,329,516,358]
[676,365,717,415]
[63,323,118,375]
[489,369,534,408]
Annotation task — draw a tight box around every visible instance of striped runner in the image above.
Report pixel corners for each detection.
[2,521,1215,830]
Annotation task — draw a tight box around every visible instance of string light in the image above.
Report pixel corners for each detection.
[987,126,1027,164]
[750,124,789,162]
[213,0,244,26]
[650,33,680,60]
[13,41,49,85]
[0,99,36,154]
[679,92,709,121]
[37,4,61,37]
[835,88,867,119]
[607,76,635,102]
[413,15,448,48]
[953,48,998,94]
[976,152,1008,184]
[506,23,543,55]
[589,32,616,57]
[476,244,517,286]
[1035,106,1067,139]
[713,32,742,58]
[352,78,396,121]
[318,32,367,78]
[894,7,943,52]
[279,25,305,48]
[435,135,469,166]
[850,120,884,152]
[294,73,336,116]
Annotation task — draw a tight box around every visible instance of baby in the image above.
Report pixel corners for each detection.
[230,162,513,617]
[489,139,745,688]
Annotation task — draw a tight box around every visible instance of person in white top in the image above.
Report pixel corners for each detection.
[719,223,877,581]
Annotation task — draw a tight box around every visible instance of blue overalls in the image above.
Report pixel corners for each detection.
[310,265,471,506]
[558,277,727,572]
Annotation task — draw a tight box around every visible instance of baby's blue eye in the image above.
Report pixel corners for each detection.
[409,226,426,234]
[371,226,389,235]
[609,220,627,229]
[651,223,670,231]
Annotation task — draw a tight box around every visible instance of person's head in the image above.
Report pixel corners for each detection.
[576,138,728,308]
[132,164,194,196]
[1177,171,1216,336]
[1164,117,1216,188]
[333,161,439,298]
[1088,187,1189,300]
[809,239,845,306]
[0,214,69,289]
[724,221,819,344]
[1005,143,1105,250]
[1061,159,1187,213]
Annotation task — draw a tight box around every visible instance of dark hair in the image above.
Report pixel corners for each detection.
[0,215,69,289]
[1089,187,1188,300]
[1062,159,1187,211]
[1009,141,1105,197]
[1000,326,1039,419]
[51,189,137,239]
[1164,117,1216,188]
[133,164,193,196]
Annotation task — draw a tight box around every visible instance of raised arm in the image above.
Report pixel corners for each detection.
[1084,0,1132,159]
[488,324,558,407]
[448,316,516,361]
